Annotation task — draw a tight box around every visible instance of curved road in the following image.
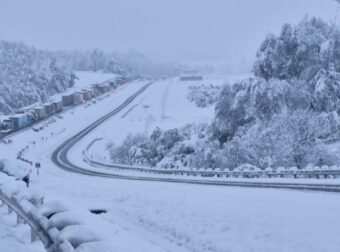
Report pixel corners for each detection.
[51,81,340,193]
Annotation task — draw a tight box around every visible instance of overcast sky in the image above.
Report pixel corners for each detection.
[0,0,338,64]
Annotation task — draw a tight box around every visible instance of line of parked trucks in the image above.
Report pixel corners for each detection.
[0,76,133,138]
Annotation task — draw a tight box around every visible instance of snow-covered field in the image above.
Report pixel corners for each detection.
[1,72,340,251]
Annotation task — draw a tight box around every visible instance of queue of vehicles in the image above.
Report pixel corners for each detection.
[0,76,132,138]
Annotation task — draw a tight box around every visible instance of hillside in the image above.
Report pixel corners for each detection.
[0,40,76,115]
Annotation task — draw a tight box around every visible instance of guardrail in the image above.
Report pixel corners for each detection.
[0,190,53,247]
[80,152,340,192]
[84,151,340,181]
[84,138,340,180]
[0,175,111,252]
[88,159,340,178]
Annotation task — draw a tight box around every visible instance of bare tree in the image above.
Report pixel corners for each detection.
[274,110,320,169]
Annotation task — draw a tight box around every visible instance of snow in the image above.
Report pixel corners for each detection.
[103,182,340,252]
[57,225,100,247]
[1,72,340,251]
[49,212,82,230]
[0,159,30,179]
[0,205,44,252]
[75,241,114,252]
[37,201,69,218]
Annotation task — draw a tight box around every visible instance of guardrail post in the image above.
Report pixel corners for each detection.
[31,228,37,243]
[8,205,12,214]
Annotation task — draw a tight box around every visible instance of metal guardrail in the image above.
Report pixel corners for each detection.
[85,156,340,179]
[79,149,340,193]
[79,158,340,193]
[0,186,107,252]
[85,138,340,180]
[0,191,54,249]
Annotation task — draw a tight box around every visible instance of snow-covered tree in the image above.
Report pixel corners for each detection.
[215,18,340,143]
[254,17,339,80]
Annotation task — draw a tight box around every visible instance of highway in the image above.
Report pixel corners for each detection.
[51,81,340,193]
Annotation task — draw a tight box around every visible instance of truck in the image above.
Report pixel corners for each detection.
[10,113,28,131]
[62,94,74,107]
[44,103,56,116]
[53,100,63,113]
[34,106,47,120]
[73,92,84,105]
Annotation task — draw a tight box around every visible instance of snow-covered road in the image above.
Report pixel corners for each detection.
[1,73,340,251]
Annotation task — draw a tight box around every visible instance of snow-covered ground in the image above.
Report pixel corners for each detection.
[1,72,340,252]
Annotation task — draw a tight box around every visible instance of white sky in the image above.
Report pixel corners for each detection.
[0,0,338,63]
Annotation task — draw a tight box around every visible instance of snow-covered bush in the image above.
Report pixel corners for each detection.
[110,128,185,167]
[187,84,221,107]
[0,159,30,178]
[110,134,157,166]
[109,124,227,169]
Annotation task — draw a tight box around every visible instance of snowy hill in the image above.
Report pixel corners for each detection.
[0,40,75,115]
